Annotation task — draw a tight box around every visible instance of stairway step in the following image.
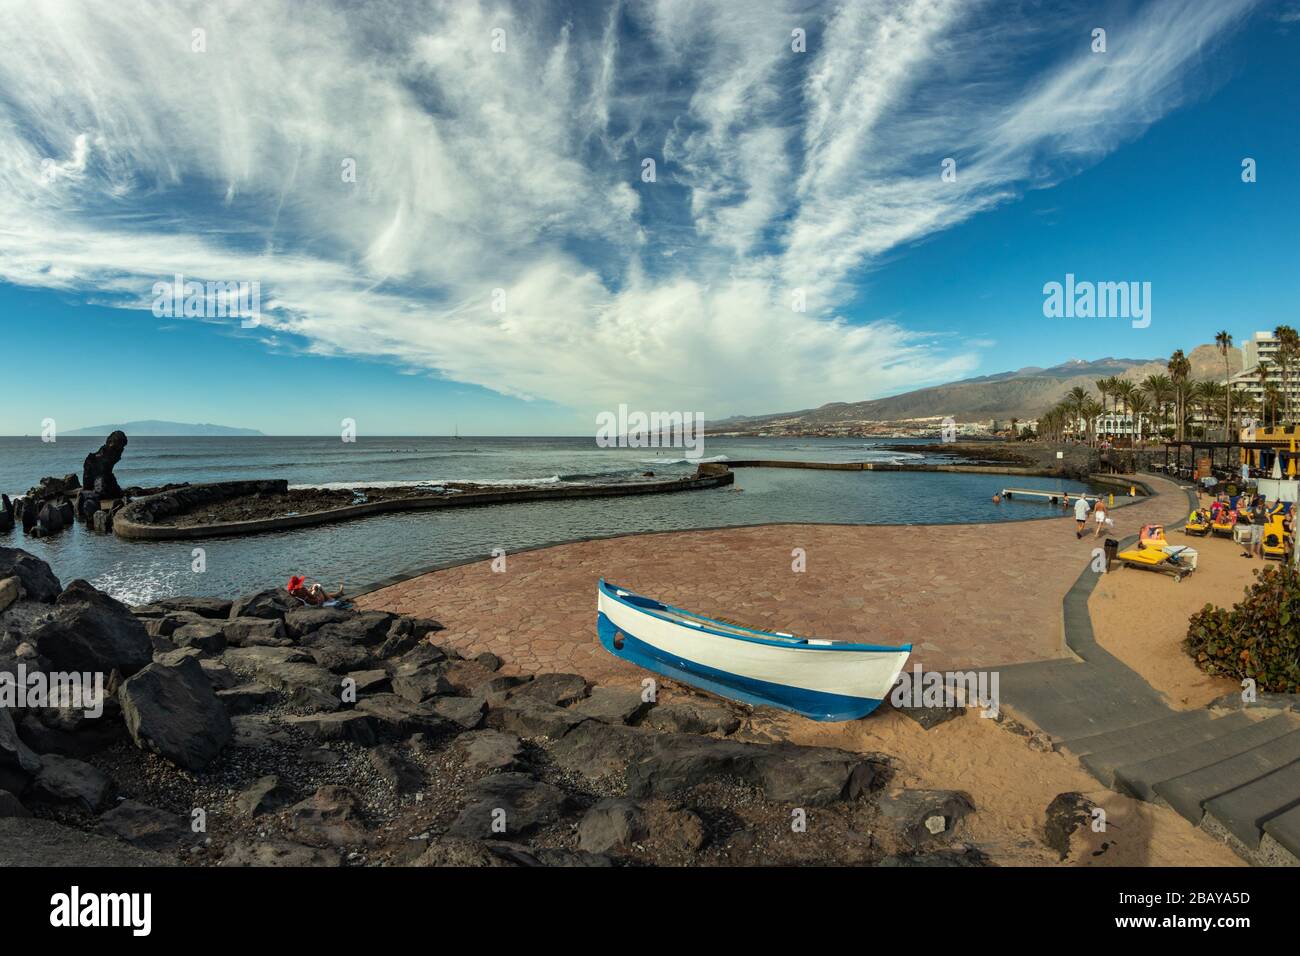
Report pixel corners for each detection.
[1153,730,1300,825]
[1060,710,1208,757]
[1201,761,1300,850]
[1114,713,1300,800]
[1007,696,1170,742]
[1260,804,1300,865]
[1081,712,1250,786]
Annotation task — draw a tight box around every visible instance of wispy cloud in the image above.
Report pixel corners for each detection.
[0,0,1258,417]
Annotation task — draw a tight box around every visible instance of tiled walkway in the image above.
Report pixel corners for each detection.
[359,474,1192,682]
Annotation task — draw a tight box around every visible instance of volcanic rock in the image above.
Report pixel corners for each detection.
[431,695,485,730]
[578,797,648,853]
[29,580,152,676]
[640,698,742,736]
[486,695,587,740]
[877,789,976,849]
[509,672,589,707]
[281,711,377,746]
[94,799,192,850]
[118,655,233,770]
[0,548,61,603]
[235,775,296,816]
[221,840,342,867]
[453,729,525,773]
[228,588,297,621]
[447,772,570,839]
[570,686,653,725]
[290,785,367,847]
[28,754,114,812]
[82,430,128,498]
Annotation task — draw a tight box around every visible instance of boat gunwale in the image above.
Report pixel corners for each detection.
[598,578,912,655]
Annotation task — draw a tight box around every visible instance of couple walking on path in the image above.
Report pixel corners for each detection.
[1073,495,1111,539]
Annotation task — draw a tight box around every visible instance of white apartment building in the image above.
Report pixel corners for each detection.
[1232,330,1300,414]
[1073,412,1151,438]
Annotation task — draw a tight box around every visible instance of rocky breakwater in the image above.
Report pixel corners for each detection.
[2,430,181,538]
[113,465,736,541]
[0,545,983,867]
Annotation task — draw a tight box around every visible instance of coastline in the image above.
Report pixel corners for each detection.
[355,470,1283,866]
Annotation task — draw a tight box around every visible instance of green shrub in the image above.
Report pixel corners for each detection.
[1184,563,1300,693]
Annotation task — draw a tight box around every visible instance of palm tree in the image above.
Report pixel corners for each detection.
[1215,330,1234,440]
[1256,360,1273,427]
[1127,392,1150,443]
[1095,377,1112,420]
[1066,386,1090,441]
[1141,374,1172,438]
[1081,399,1103,446]
[1168,350,1191,440]
[1263,384,1282,428]
[1192,380,1221,438]
[1275,325,1299,425]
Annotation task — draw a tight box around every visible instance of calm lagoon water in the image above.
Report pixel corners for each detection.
[0,436,1093,603]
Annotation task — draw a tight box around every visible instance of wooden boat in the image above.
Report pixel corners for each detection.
[596,579,911,721]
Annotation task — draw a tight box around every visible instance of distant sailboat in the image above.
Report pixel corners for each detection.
[454,424,460,440]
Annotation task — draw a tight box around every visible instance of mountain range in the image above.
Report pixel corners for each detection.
[715,344,1242,430]
[63,420,265,437]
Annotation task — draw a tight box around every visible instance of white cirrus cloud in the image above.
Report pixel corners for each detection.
[0,0,1259,418]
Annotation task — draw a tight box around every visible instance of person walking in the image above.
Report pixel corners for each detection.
[1092,497,1108,538]
[1243,496,1268,559]
[1074,495,1091,539]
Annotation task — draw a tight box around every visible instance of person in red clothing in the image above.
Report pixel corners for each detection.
[287,575,345,606]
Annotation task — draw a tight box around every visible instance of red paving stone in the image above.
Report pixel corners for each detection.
[359,475,1192,684]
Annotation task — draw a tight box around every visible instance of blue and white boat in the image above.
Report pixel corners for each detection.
[596,579,912,721]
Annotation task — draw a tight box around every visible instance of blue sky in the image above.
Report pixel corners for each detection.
[1,0,1297,435]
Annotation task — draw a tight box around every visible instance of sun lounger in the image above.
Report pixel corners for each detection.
[1138,524,1167,548]
[1182,511,1211,536]
[1263,516,1287,561]
[1117,544,1195,581]
[1210,512,1237,537]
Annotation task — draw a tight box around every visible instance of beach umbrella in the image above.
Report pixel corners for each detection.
[1272,455,1284,479]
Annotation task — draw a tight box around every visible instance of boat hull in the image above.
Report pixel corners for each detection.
[596,584,910,722]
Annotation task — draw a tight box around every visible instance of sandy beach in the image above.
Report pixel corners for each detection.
[359,473,1262,866]
[1090,532,1255,710]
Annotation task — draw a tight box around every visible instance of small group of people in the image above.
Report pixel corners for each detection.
[1207,492,1290,561]
[1071,494,1113,539]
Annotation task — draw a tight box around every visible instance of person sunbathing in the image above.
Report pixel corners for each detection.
[287,575,345,606]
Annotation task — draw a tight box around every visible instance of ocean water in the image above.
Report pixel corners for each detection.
[0,436,1094,604]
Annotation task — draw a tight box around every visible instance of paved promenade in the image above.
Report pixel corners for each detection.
[360,474,1193,683]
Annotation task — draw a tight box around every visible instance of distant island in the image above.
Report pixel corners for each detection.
[63,420,265,437]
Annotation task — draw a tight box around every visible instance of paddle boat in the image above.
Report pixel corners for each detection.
[596,579,912,721]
